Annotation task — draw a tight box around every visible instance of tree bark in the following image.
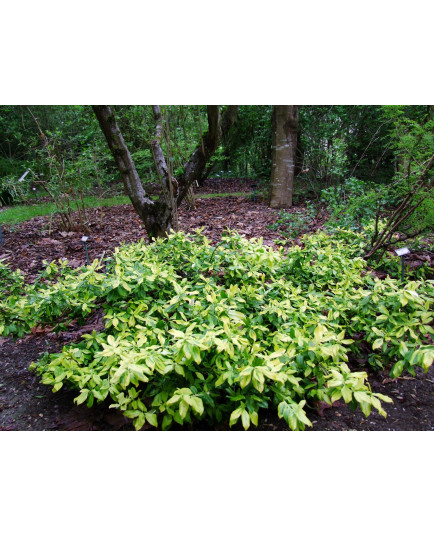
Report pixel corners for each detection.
[269,105,300,208]
[149,105,178,211]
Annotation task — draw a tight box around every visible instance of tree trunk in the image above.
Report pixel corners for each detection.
[150,105,178,228]
[269,105,299,208]
[93,105,239,240]
[92,105,172,239]
[177,105,239,202]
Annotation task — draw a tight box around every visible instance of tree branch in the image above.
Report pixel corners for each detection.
[364,154,434,260]
[92,105,155,218]
[176,105,239,205]
[150,105,174,205]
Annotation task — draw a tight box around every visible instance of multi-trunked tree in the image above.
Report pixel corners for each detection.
[92,105,239,239]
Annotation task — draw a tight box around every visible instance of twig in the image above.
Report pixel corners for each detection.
[382,376,417,384]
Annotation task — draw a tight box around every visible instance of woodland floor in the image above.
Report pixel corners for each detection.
[0,178,433,431]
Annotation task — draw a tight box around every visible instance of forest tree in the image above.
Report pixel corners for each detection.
[93,105,239,239]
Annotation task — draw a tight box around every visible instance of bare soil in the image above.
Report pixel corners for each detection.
[1,332,432,431]
[0,179,433,431]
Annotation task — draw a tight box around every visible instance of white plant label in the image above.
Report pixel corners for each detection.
[395,247,410,256]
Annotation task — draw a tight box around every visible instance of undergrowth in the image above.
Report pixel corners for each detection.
[1,229,433,430]
[268,202,317,239]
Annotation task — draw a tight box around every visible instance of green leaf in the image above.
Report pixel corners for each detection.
[239,372,252,389]
[374,393,393,404]
[372,338,383,350]
[191,345,202,364]
[378,305,389,316]
[421,350,434,371]
[341,385,353,404]
[145,412,158,427]
[241,410,250,430]
[74,389,89,405]
[53,382,63,393]
[179,400,189,420]
[391,360,405,378]
[395,327,406,338]
[354,391,371,405]
[269,348,286,359]
[123,410,141,419]
[174,364,185,376]
[314,324,327,343]
[229,406,243,427]
[133,412,146,431]
[190,396,204,415]
[295,405,312,427]
[129,364,149,383]
[93,389,106,401]
[399,341,409,357]
[250,411,258,427]
[162,414,173,430]
[252,369,264,393]
[288,413,297,430]
[370,393,386,414]
[358,401,372,418]
[330,389,341,403]
[167,394,181,406]
[87,392,95,408]
[399,295,408,307]
[215,373,228,387]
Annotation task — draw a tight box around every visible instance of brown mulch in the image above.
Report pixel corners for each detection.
[0,184,433,431]
[0,196,289,283]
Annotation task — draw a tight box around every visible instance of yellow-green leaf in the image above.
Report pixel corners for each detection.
[145,412,158,427]
[74,389,89,405]
[179,400,189,420]
[372,338,383,350]
[229,406,243,426]
[250,411,258,427]
[241,410,250,430]
[341,385,353,404]
[239,372,252,389]
[190,396,204,415]
[252,369,264,393]
[133,412,146,431]
[391,360,405,378]
[53,382,63,393]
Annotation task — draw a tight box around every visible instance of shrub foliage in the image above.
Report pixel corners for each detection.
[1,230,433,430]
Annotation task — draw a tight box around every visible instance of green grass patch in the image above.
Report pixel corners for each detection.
[0,196,130,225]
[0,192,251,226]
